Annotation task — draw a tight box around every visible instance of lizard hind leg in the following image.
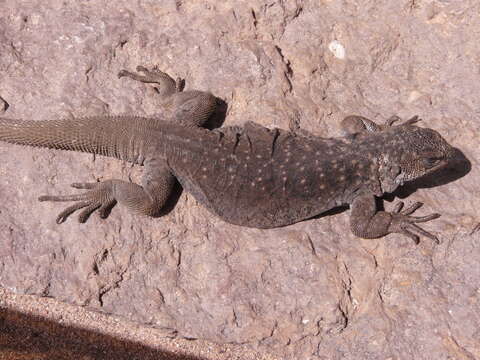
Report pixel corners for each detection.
[118,65,180,96]
[38,160,176,224]
[118,65,217,127]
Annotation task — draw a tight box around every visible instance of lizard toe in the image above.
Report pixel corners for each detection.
[98,200,117,219]
[78,203,102,223]
[399,201,423,216]
[392,201,405,213]
[391,213,441,244]
[399,225,420,245]
[56,201,91,224]
[40,181,117,223]
[406,222,440,243]
[71,182,98,190]
[389,201,441,244]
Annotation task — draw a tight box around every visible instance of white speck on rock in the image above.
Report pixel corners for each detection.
[328,40,346,59]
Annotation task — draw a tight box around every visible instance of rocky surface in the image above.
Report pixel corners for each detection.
[0,0,479,359]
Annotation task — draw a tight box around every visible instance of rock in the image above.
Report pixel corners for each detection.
[0,0,479,359]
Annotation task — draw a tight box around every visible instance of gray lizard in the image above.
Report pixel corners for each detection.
[0,66,454,243]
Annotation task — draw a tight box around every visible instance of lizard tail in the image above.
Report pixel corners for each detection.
[0,116,155,163]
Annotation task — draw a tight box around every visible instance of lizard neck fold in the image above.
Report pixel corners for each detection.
[377,153,402,195]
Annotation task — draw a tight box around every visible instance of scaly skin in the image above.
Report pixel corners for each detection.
[0,66,455,243]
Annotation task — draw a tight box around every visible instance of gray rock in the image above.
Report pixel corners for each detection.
[0,0,479,359]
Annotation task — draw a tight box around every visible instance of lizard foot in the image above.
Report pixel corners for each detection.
[389,201,441,244]
[38,181,117,224]
[386,115,421,127]
[118,65,182,93]
[341,115,422,135]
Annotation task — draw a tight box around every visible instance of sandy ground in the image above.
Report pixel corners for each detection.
[0,287,277,360]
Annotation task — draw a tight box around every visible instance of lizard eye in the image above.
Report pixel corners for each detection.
[423,157,441,168]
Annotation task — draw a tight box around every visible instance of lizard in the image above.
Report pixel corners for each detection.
[0,66,455,244]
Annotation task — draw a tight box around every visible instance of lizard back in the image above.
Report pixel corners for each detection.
[166,123,375,228]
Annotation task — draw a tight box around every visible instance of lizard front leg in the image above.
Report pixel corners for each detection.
[39,160,175,223]
[341,115,420,135]
[349,194,441,244]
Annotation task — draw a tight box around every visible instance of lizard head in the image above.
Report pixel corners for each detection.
[389,125,455,186]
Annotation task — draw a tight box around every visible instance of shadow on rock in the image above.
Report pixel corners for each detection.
[206,97,228,130]
[0,308,206,360]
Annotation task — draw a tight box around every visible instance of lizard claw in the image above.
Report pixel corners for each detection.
[403,115,421,126]
[38,181,117,224]
[384,115,422,127]
[385,115,401,127]
[389,201,441,244]
[136,65,150,73]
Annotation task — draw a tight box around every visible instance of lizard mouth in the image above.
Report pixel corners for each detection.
[427,158,450,174]
[396,158,449,185]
